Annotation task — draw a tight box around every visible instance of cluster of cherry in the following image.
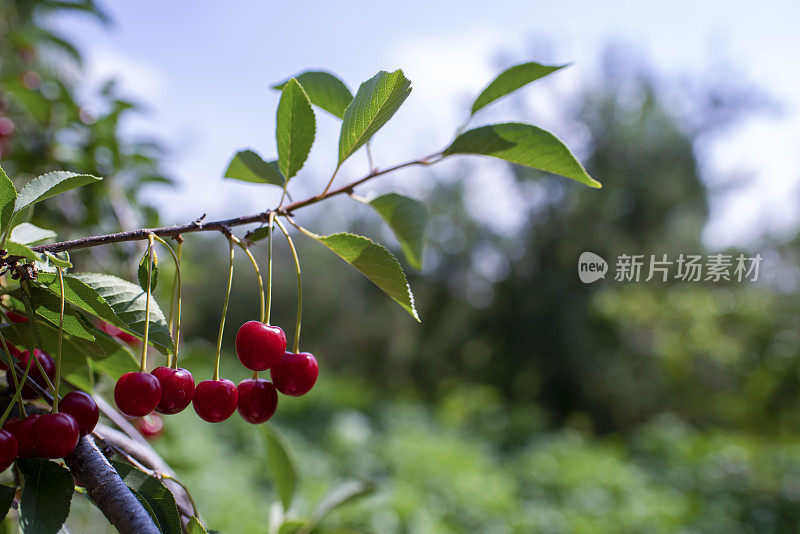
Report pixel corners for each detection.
[0,345,100,470]
[113,320,318,423]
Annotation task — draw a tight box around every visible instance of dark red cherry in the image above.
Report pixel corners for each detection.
[4,415,39,458]
[192,379,238,422]
[114,372,162,417]
[235,321,286,371]
[236,379,278,424]
[59,391,100,436]
[136,414,163,440]
[7,349,56,399]
[0,430,18,471]
[0,341,21,371]
[152,367,195,415]
[33,413,80,458]
[271,352,319,397]
[6,311,28,323]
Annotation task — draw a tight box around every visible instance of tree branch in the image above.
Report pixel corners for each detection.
[31,154,440,254]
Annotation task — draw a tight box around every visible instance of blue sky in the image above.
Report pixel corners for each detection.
[57,0,800,248]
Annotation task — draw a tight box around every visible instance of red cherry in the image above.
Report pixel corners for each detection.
[236,379,278,424]
[58,391,100,436]
[97,321,140,345]
[271,352,319,397]
[7,349,56,399]
[152,367,195,415]
[235,321,286,371]
[33,413,80,458]
[0,430,18,472]
[192,379,238,422]
[0,341,22,371]
[4,415,40,458]
[114,372,162,417]
[5,311,28,323]
[136,414,163,440]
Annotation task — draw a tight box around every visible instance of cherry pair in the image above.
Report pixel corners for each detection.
[1,391,99,464]
[114,366,195,417]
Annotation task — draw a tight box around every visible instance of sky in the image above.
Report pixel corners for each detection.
[56,0,800,249]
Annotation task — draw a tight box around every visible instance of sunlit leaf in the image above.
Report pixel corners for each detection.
[275,71,353,119]
[265,425,297,512]
[338,70,411,164]
[367,193,427,270]
[224,150,284,187]
[14,171,102,213]
[444,122,601,188]
[0,165,17,236]
[10,223,56,245]
[138,246,159,292]
[471,62,567,115]
[277,78,316,180]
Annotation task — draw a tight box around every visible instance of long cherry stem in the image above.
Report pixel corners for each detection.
[232,235,265,323]
[274,218,302,353]
[266,212,275,325]
[154,235,182,369]
[213,237,235,381]
[53,266,65,412]
[140,234,155,373]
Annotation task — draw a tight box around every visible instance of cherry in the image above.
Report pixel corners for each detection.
[0,430,18,472]
[97,321,140,345]
[236,321,287,371]
[136,414,163,440]
[4,415,40,458]
[5,311,28,323]
[271,352,319,397]
[58,391,100,436]
[33,413,80,458]
[152,367,195,415]
[236,379,278,424]
[7,349,56,399]
[0,342,21,371]
[114,372,162,417]
[192,379,238,422]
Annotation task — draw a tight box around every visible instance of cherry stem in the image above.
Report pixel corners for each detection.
[19,282,58,397]
[140,234,155,373]
[53,266,65,412]
[231,235,265,324]
[274,218,302,353]
[0,327,24,415]
[266,212,275,325]
[154,235,182,369]
[0,350,28,427]
[214,236,235,381]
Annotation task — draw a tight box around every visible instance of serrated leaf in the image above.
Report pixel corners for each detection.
[338,70,411,165]
[277,78,316,180]
[444,122,601,188]
[71,273,174,354]
[224,150,285,187]
[274,71,353,119]
[8,286,96,341]
[138,246,158,292]
[265,425,297,512]
[187,516,209,534]
[14,171,102,213]
[10,223,56,245]
[36,273,126,329]
[0,165,16,236]
[312,233,418,321]
[0,484,15,520]
[113,461,182,534]
[18,458,74,534]
[471,62,567,115]
[367,194,427,270]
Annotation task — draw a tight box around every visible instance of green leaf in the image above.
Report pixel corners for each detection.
[224,150,285,187]
[10,223,56,245]
[444,122,601,188]
[311,233,419,321]
[113,461,182,534]
[338,70,411,165]
[8,286,96,341]
[367,194,427,270]
[36,273,126,329]
[308,480,376,529]
[138,246,158,292]
[471,62,567,115]
[0,165,16,236]
[274,71,353,119]
[71,273,174,353]
[129,486,162,531]
[187,516,209,534]
[14,171,102,213]
[264,425,297,512]
[2,242,45,264]
[245,226,271,243]
[0,484,15,520]
[277,78,316,180]
[90,330,139,381]
[18,458,74,534]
